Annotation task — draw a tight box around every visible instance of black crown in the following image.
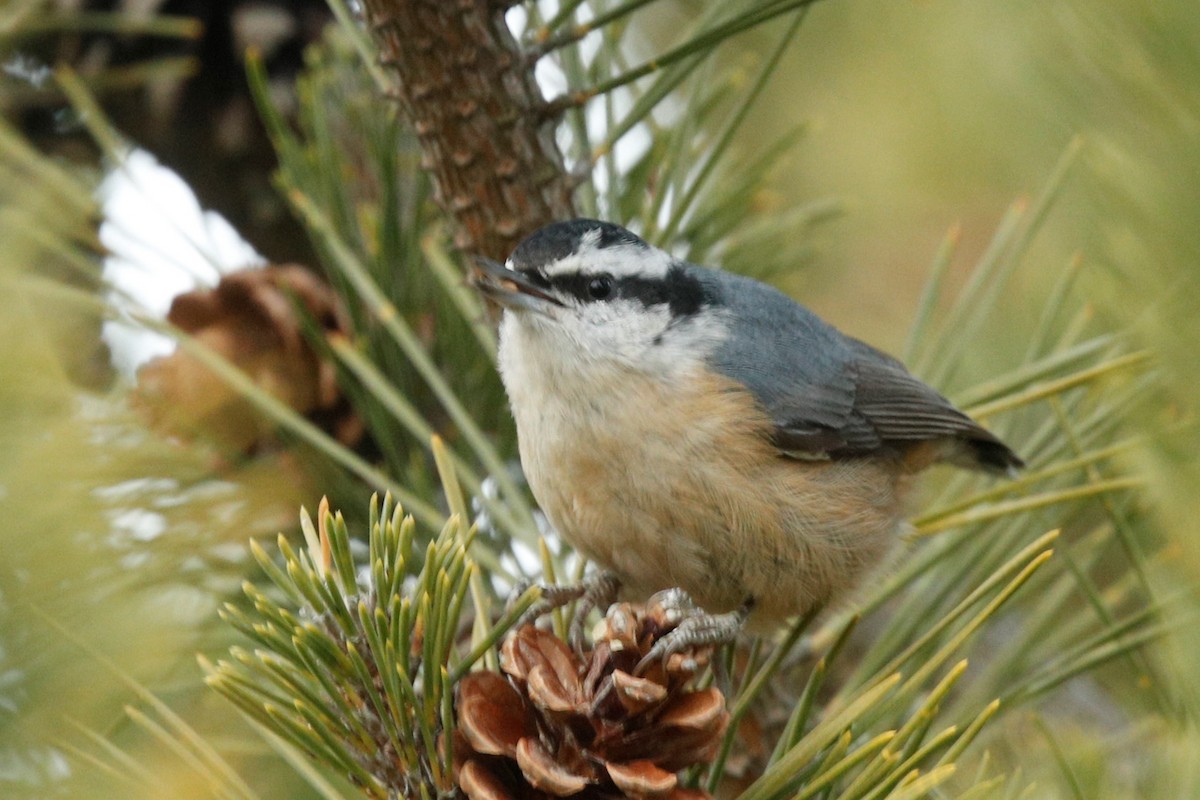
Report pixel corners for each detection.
[509,219,647,272]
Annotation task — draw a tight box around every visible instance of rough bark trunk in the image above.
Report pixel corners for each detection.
[362,0,577,259]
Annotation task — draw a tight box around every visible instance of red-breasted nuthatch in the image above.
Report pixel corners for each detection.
[473,219,1022,635]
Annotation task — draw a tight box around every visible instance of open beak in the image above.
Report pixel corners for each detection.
[469,256,564,317]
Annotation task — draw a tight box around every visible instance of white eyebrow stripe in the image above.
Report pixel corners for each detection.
[540,242,674,281]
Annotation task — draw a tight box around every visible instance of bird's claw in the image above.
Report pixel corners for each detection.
[634,595,753,677]
[506,578,585,624]
[566,572,621,648]
[505,572,622,651]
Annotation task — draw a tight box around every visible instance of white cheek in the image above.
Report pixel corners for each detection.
[572,301,673,367]
[498,304,730,406]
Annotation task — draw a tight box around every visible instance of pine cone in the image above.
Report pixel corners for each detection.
[134,264,363,454]
[454,592,729,800]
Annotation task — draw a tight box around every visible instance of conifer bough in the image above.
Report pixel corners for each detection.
[360,0,577,258]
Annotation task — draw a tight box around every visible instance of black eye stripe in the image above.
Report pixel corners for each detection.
[540,273,594,301]
[528,265,708,317]
[618,276,671,307]
[540,273,662,304]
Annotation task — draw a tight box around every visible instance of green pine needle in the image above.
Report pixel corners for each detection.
[208,488,519,798]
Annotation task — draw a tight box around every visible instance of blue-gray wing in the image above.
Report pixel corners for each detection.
[695,267,1022,475]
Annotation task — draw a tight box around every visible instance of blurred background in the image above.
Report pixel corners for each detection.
[2,0,1198,797]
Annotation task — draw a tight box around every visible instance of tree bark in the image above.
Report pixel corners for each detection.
[362,0,577,259]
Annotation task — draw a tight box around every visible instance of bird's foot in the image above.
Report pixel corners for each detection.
[635,593,755,677]
[506,571,621,650]
[566,571,621,646]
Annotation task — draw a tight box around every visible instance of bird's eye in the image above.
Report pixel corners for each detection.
[587,274,614,300]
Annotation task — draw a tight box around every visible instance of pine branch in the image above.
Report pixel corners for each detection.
[208,487,545,799]
[360,0,576,257]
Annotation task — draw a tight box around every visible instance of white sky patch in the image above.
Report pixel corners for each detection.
[586,87,653,215]
[496,536,545,594]
[507,3,654,221]
[505,3,529,39]
[3,52,52,88]
[91,476,179,502]
[107,507,168,543]
[534,53,569,100]
[98,147,266,380]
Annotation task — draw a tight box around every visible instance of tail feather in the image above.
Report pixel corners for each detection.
[961,433,1025,477]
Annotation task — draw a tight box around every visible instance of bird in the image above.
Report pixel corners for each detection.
[472,218,1022,642]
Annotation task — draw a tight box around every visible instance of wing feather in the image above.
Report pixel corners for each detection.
[697,267,1022,475]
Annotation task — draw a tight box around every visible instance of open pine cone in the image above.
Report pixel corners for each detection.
[454,592,729,800]
[134,264,363,454]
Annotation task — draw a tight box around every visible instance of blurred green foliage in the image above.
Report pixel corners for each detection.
[750,1,1200,794]
[1,1,1198,798]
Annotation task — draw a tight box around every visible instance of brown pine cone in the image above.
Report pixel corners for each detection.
[454,593,729,800]
[134,264,363,454]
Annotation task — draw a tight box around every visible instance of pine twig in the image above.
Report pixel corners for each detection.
[360,0,576,257]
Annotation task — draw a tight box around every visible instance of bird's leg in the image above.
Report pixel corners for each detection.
[506,571,621,646]
[635,594,755,677]
[567,571,621,647]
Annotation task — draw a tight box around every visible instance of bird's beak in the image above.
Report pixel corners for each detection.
[469,256,564,317]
